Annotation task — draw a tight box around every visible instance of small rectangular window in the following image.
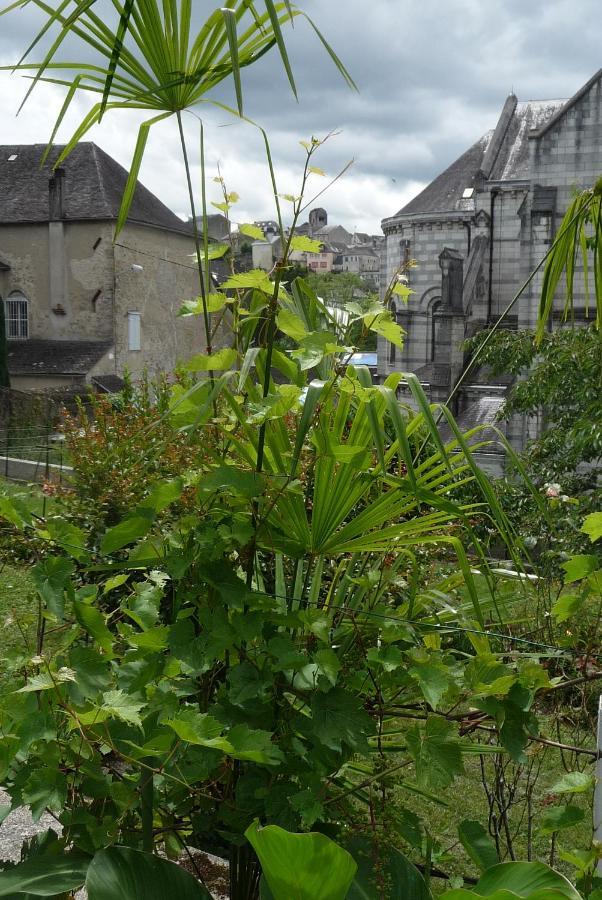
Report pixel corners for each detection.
[4,296,28,339]
[128,311,141,351]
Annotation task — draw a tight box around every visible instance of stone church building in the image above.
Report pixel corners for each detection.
[379,69,602,457]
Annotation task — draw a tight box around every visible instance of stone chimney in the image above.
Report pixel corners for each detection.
[49,168,65,220]
[48,168,67,324]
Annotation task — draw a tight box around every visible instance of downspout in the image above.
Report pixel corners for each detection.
[462,220,471,257]
[487,188,499,323]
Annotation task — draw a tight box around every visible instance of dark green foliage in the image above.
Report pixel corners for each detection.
[466,325,601,479]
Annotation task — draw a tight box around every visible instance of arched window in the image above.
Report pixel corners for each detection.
[4,290,28,339]
[430,300,442,361]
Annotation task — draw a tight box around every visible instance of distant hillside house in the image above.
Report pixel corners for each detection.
[0,143,208,391]
[380,70,602,462]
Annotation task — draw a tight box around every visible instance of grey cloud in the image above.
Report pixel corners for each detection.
[0,0,600,231]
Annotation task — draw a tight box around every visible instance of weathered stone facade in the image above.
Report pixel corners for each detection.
[380,70,602,458]
[0,143,211,390]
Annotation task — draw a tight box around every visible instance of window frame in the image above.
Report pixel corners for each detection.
[127,311,141,352]
[4,291,29,340]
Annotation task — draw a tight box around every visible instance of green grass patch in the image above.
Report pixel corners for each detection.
[0,561,37,686]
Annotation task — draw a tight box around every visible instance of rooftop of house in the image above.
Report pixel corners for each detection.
[7,339,112,376]
[0,143,192,235]
[342,246,380,257]
[394,132,494,217]
[392,95,568,218]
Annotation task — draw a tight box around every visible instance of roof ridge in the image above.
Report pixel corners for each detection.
[528,68,602,139]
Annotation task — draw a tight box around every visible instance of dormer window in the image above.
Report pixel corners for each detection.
[4,291,29,339]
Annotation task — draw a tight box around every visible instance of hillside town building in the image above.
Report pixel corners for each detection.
[0,143,209,391]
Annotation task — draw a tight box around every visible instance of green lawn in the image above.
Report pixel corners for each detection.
[0,560,37,685]
[0,479,45,684]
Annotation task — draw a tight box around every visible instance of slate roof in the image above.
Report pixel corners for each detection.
[0,143,191,234]
[91,374,125,394]
[395,133,493,217]
[7,339,112,376]
[489,100,566,181]
[439,395,506,444]
[394,97,566,218]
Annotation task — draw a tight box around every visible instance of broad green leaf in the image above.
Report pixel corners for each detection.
[23,768,67,821]
[86,846,212,900]
[552,592,585,623]
[368,311,405,349]
[142,478,184,513]
[549,771,594,794]
[184,348,238,372]
[406,718,464,790]
[0,493,31,528]
[199,465,265,499]
[345,835,432,900]
[178,293,228,316]
[468,861,582,898]
[164,709,227,748]
[74,601,114,655]
[239,223,265,240]
[127,625,170,652]
[314,648,341,686]
[249,385,302,423]
[311,688,373,753]
[103,573,130,595]
[582,511,602,543]
[17,667,77,693]
[476,684,539,763]
[366,645,403,673]
[32,556,74,621]
[458,820,499,872]
[291,332,345,370]
[0,852,89,896]
[409,659,451,709]
[277,308,308,341]
[100,690,145,728]
[443,891,569,899]
[164,711,282,766]
[562,555,599,583]
[392,282,413,300]
[246,821,356,900]
[100,511,155,555]
[290,235,322,254]
[221,269,275,294]
[226,725,284,766]
[205,242,230,259]
[539,804,585,835]
[44,517,89,563]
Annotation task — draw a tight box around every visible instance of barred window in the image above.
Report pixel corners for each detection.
[4,291,28,339]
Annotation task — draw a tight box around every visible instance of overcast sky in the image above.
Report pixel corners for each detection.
[0,0,600,233]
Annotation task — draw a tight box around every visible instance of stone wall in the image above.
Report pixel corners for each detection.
[380,216,469,378]
[112,224,216,379]
[0,221,114,341]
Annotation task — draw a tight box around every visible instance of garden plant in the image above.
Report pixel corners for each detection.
[0,2,600,899]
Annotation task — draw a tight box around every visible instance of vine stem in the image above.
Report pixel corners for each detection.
[176,110,213,361]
